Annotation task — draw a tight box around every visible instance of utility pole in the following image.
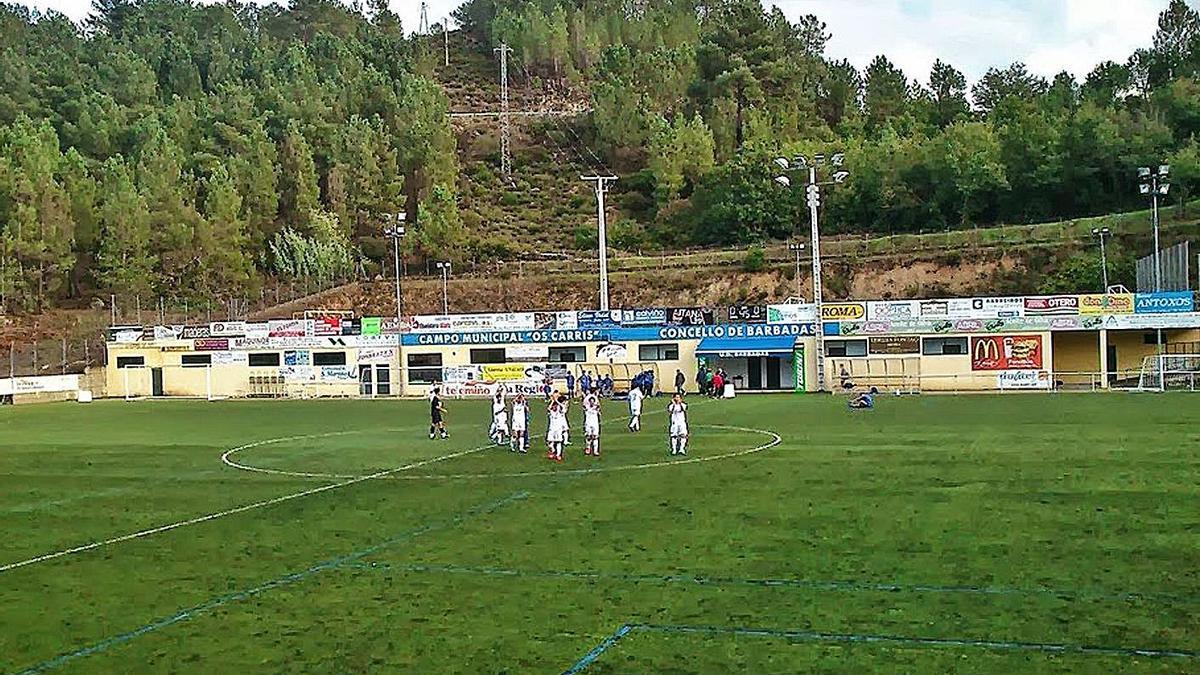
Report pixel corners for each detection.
[436,262,452,314]
[444,18,450,67]
[1092,227,1111,292]
[582,175,618,312]
[495,43,513,181]
[418,2,429,34]
[383,214,406,320]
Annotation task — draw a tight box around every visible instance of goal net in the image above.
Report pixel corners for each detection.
[1135,354,1200,392]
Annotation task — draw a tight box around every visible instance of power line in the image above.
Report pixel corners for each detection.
[509,53,611,178]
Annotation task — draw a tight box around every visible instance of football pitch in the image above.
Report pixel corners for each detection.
[1,394,1198,673]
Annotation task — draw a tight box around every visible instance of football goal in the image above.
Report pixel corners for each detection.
[1135,354,1200,392]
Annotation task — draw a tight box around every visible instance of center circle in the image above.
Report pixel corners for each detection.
[222,424,781,481]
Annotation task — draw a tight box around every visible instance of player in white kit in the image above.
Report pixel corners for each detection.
[489,385,508,444]
[667,393,689,456]
[510,394,529,453]
[627,385,644,432]
[546,399,568,462]
[583,391,602,456]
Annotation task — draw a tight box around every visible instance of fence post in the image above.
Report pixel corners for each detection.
[33,342,38,375]
[136,295,142,325]
[61,337,66,375]
[8,343,13,379]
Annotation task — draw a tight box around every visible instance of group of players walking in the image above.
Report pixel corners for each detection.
[429,384,690,461]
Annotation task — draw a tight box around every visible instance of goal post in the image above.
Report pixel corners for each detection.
[1135,353,1200,392]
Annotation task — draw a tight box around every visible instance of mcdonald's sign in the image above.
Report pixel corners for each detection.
[970,335,1043,371]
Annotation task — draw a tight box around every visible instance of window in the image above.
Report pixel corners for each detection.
[116,356,145,369]
[313,351,347,366]
[249,352,280,367]
[182,354,212,367]
[407,353,443,385]
[639,343,680,361]
[470,348,506,364]
[826,340,867,357]
[923,337,968,356]
[1144,332,1169,345]
[549,346,586,363]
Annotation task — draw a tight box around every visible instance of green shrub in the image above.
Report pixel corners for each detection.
[742,246,766,272]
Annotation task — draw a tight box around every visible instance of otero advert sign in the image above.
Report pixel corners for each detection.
[970,335,1043,371]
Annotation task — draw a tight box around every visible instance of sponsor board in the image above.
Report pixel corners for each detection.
[1079,293,1134,315]
[919,300,949,317]
[361,317,382,336]
[269,336,321,349]
[821,303,866,321]
[727,305,768,324]
[997,370,1052,390]
[667,307,715,326]
[970,335,1043,371]
[154,325,182,341]
[480,364,539,382]
[970,297,1025,318]
[320,366,357,381]
[232,336,271,350]
[320,336,355,348]
[1135,291,1194,314]
[507,344,549,361]
[159,345,191,353]
[1024,296,1079,316]
[341,318,361,336]
[283,350,310,366]
[107,326,142,343]
[441,366,478,383]
[867,301,919,321]
[180,325,211,339]
[767,304,816,323]
[193,338,230,351]
[212,351,249,366]
[402,323,811,346]
[279,366,316,382]
[381,317,410,334]
[268,319,309,338]
[576,311,622,330]
[411,313,535,333]
[596,342,629,361]
[313,315,342,336]
[358,347,396,364]
[1102,312,1200,330]
[555,312,578,330]
[357,335,396,347]
[0,374,81,396]
[209,321,246,337]
[441,380,545,399]
[244,323,269,338]
[621,308,668,326]
[868,336,921,355]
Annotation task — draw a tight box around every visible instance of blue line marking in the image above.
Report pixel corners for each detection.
[15,491,529,675]
[562,624,635,675]
[341,561,1199,604]
[561,622,1200,673]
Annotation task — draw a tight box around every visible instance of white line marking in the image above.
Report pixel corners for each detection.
[0,437,497,575]
[222,425,782,481]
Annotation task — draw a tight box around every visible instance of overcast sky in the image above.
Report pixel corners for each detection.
[23,0,1189,84]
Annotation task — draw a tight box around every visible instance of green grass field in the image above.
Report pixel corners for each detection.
[2,394,1199,674]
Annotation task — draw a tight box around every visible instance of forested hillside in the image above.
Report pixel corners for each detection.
[2,0,1200,316]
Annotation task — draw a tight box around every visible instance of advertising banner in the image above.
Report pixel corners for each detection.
[212,351,249,366]
[0,374,81,396]
[997,370,1052,390]
[320,336,356,348]
[919,300,950,318]
[1102,312,1200,330]
[153,325,182,341]
[667,307,715,326]
[108,326,142,343]
[279,366,316,381]
[180,325,211,339]
[209,321,246,337]
[596,342,629,361]
[283,350,310,366]
[768,304,816,323]
[358,347,395,364]
[727,305,768,324]
[1134,291,1194,314]
[1079,293,1134,315]
[1024,296,1079,316]
[821,303,866,321]
[793,346,806,392]
[619,308,667,326]
[867,301,919,321]
[268,319,309,338]
[576,310,623,329]
[442,380,544,399]
[969,297,1025,318]
[341,318,361,336]
[868,336,921,355]
[244,323,270,338]
[380,317,410,334]
[361,317,382,336]
[480,364,537,382]
[970,335,1043,371]
[193,338,230,351]
[441,366,477,383]
[320,366,357,381]
[507,345,550,361]
[411,313,535,332]
[313,315,342,336]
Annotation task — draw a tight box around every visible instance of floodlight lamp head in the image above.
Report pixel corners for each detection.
[794,155,809,167]
[813,153,826,166]
[833,171,850,183]
[1138,167,1152,178]
[774,175,792,187]
[1159,183,1171,195]
[1159,164,1171,176]
[774,157,790,170]
[1140,183,1151,195]
[831,152,846,167]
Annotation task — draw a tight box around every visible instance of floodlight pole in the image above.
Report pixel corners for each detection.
[806,166,827,393]
[1092,227,1110,291]
[582,175,618,312]
[384,214,406,320]
[437,262,452,314]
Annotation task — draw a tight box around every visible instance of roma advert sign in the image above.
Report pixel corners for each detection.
[970,335,1043,371]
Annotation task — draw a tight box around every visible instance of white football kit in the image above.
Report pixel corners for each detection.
[668,402,688,437]
[584,396,601,437]
[628,388,644,431]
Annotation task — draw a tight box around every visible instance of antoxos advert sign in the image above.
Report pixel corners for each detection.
[1134,291,1194,314]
